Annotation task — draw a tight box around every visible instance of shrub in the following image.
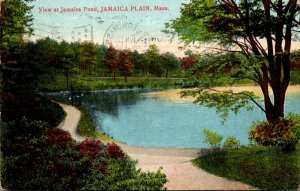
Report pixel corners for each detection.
[78,139,105,160]
[1,130,89,190]
[249,113,300,151]
[1,117,48,157]
[107,142,125,160]
[2,126,167,190]
[224,136,241,149]
[202,129,223,148]
[106,158,167,190]
[2,94,65,127]
[47,128,73,146]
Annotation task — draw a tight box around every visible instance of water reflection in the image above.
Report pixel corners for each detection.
[51,89,148,118]
[48,90,300,148]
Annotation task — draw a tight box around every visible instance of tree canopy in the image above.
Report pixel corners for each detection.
[165,0,300,123]
[0,0,34,64]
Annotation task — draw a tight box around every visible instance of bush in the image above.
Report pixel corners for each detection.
[2,93,66,127]
[1,133,87,190]
[202,129,223,148]
[224,136,241,149]
[249,113,300,151]
[1,117,49,157]
[107,142,126,160]
[106,158,167,191]
[78,139,105,160]
[46,128,73,147]
[1,127,167,190]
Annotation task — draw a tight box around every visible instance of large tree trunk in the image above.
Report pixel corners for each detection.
[260,54,290,124]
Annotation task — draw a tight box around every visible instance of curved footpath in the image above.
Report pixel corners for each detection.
[58,103,255,190]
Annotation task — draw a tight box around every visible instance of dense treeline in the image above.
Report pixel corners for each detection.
[20,38,197,83]
[11,37,300,92]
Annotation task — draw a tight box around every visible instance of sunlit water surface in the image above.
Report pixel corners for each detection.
[51,89,300,148]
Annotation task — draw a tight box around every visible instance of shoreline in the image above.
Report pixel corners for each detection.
[57,102,255,190]
[143,85,300,103]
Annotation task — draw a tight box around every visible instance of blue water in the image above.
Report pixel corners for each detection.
[50,89,300,148]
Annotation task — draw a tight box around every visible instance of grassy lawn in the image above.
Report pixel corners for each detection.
[77,106,117,142]
[192,146,299,190]
[291,71,300,84]
[49,96,115,141]
[38,74,183,92]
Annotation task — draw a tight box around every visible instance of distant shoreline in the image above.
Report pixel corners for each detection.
[143,85,300,103]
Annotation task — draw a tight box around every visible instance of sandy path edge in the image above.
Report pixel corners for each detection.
[57,102,255,190]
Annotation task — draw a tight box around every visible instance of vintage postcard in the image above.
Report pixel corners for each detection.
[1,0,300,190]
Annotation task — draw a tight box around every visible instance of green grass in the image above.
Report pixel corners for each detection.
[192,146,299,190]
[77,106,97,138]
[291,71,300,84]
[75,106,118,142]
[48,95,115,141]
[38,74,182,92]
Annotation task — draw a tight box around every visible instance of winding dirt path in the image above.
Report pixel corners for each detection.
[58,103,255,190]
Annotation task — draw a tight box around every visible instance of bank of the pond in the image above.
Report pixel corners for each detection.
[143,85,300,102]
[57,102,255,190]
[192,146,300,190]
[39,75,183,92]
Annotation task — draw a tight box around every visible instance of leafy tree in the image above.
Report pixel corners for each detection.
[161,52,180,78]
[1,0,36,112]
[35,37,60,74]
[18,41,50,87]
[144,44,163,77]
[202,129,223,149]
[117,49,134,81]
[58,40,76,89]
[104,45,118,80]
[79,41,97,75]
[290,50,300,70]
[96,44,108,75]
[69,41,81,66]
[165,0,300,124]
[0,0,33,65]
[180,56,197,70]
[132,50,147,75]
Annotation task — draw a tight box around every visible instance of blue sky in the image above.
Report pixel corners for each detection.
[29,0,188,55]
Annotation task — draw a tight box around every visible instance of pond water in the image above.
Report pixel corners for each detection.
[51,89,300,148]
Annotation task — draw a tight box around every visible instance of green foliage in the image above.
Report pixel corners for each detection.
[165,0,299,125]
[0,0,34,54]
[1,126,167,190]
[161,52,180,78]
[249,113,300,152]
[38,74,181,92]
[192,146,299,190]
[202,129,223,148]
[144,45,164,77]
[82,157,166,191]
[291,71,300,84]
[79,41,97,74]
[2,92,65,127]
[224,136,241,149]
[183,89,256,122]
[77,107,97,138]
[178,53,261,122]
[85,158,167,191]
